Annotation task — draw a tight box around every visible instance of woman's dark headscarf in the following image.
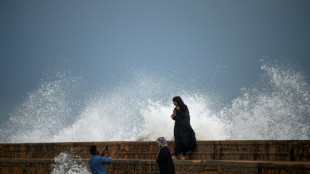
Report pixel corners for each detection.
[172,96,188,111]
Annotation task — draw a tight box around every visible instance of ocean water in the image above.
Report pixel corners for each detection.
[51,152,90,174]
[0,62,309,143]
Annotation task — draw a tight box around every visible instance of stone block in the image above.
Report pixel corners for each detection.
[8,146,14,152]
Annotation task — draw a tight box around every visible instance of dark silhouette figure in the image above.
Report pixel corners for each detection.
[171,96,196,160]
[156,137,175,174]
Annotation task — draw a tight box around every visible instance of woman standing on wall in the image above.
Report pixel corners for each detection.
[171,96,196,160]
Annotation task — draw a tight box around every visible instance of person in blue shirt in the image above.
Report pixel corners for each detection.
[88,145,112,174]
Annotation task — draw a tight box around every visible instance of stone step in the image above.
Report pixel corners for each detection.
[1,158,309,174]
[1,140,309,161]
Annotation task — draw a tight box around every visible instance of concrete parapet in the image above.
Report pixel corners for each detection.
[1,140,310,173]
[0,158,309,174]
[0,140,309,161]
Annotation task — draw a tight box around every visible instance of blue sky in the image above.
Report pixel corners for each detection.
[1,0,310,121]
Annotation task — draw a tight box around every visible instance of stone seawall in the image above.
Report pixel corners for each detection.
[0,140,310,174]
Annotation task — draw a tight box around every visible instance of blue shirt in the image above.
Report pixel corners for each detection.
[88,155,112,174]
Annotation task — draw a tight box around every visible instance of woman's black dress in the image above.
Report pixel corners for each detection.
[157,146,175,174]
[172,106,196,155]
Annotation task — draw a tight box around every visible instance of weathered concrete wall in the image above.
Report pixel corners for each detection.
[1,158,309,174]
[0,140,310,174]
[1,140,310,161]
[0,158,52,174]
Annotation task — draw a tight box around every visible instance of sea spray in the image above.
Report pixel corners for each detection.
[51,73,168,142]
[0,62,309,143]
[0,72,81,142]
[227,63,310,139]
[51,152,90,174]
[137,95,229,140]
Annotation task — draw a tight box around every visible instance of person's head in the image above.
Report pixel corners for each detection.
[156,137,167,148]
[172,96,185,106]
[90,145,98,155]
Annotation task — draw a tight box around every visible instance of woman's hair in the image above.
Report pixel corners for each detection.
[90,145,97,155]
[172,96,184,106]
[172,96,188,111]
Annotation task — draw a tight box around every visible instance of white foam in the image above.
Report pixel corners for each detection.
[51,152,90,174]
[1,62,309,143]
[228,64,310,139]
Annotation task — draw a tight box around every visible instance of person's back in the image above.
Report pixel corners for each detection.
[156,137,175,174]
[88,145,112,174]
[89,155,112,174]
[157,146,175,174]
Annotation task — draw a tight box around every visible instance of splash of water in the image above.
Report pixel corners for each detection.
[51,152,90,174]
[227,63,310,139]
[137,95,229,140]
[0,72,81,142]
[0,62,309,143]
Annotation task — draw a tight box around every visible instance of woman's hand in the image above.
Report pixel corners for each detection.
[171,113,176,118]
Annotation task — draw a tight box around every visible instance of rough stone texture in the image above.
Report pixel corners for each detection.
[1,140,310,161]
[0,158,52,174]
[0,140,310,174]
[0,158,309,174]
